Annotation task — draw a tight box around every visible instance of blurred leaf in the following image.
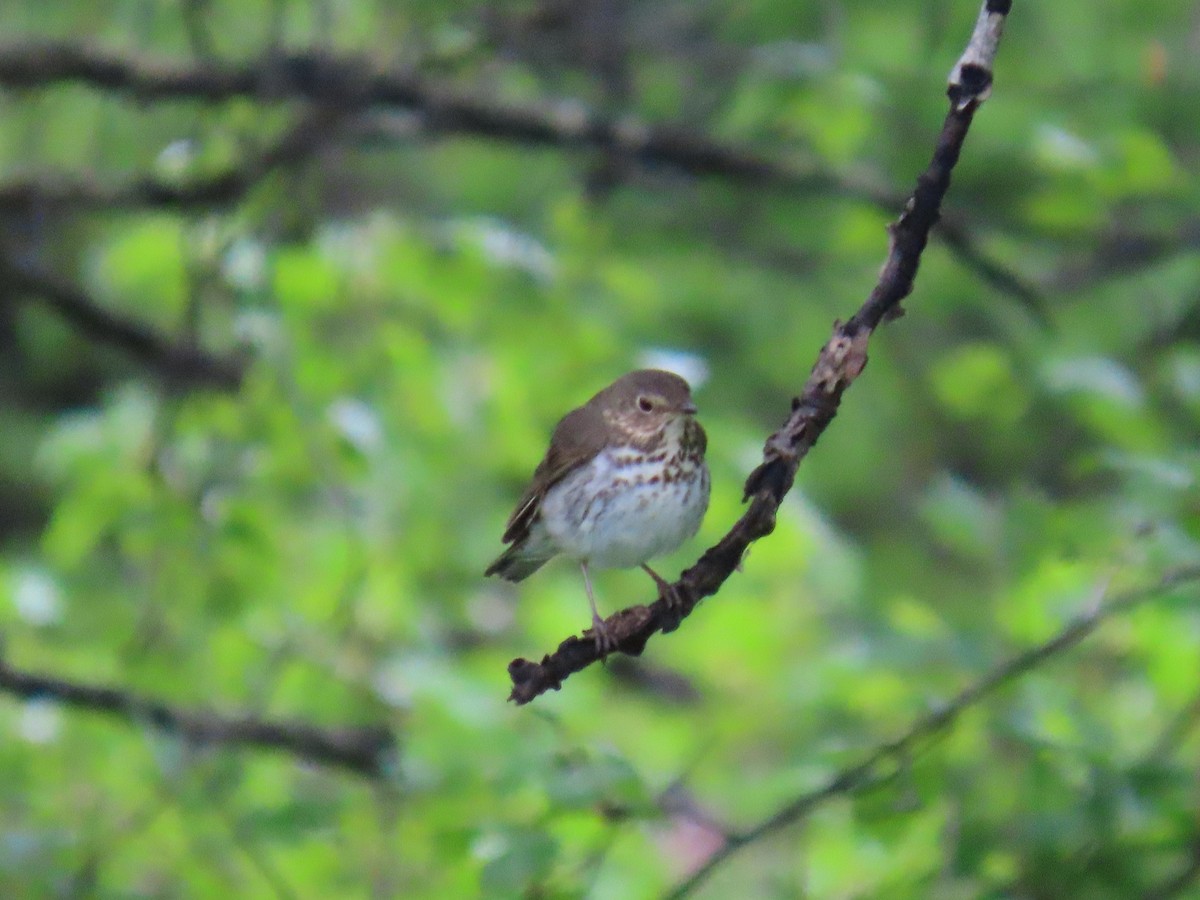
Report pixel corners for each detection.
[478,828,559,896]
[930,343,1027,425]
[93,218,188,316]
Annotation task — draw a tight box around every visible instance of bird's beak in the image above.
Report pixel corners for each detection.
[680,401,698,415]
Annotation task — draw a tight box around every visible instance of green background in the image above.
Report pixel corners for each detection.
[1,1,1198,897]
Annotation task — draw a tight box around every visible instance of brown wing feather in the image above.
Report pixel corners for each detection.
[500,403,606,544]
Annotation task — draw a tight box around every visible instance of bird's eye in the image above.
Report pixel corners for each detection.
[637,396,654,412]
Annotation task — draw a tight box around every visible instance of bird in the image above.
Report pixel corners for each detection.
[486,369,711,650]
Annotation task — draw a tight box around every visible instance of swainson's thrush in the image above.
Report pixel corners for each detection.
[486,369,711,650]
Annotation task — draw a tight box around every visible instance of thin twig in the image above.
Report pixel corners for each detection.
[665,564,1200,899]
[507,0,1012,704]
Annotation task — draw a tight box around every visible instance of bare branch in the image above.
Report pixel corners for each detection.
[665,565,1200,899]
[507,0,1012,705]
[0,653,395,777]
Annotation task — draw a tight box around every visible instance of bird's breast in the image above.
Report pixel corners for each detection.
[539,439,711,568]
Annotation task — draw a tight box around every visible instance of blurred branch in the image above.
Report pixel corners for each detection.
[0,40,863,189]
[936,217,1045,316]
[1132,689,1200,900]
[1148,690,1200,760]
[0,41,812,174]
[667,565,1200,899]
[0,39,1041,307]
[0,40,280,101]
[0,107,339,212]
[1050,219,1200,294]
[508,0,1012,704]
[0,652,396,777]
[1144,837,1200,900]
[0,254,246,389]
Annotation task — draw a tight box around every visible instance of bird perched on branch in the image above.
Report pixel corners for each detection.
[486,369,711,651]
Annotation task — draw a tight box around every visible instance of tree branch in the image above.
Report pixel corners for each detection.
[507,0,1012,704]
[1,254,246,390]
[665,564,1200,898]
[0,652,396,778]
[0,40,1040,306]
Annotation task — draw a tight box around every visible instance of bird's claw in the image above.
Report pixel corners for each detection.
[642,564,686,610]
[589,614,617,655]
[660,581,684,610]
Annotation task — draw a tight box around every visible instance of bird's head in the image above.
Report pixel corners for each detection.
[598,369,700,442]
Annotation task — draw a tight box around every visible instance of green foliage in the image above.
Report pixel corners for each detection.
[1,1,1199,897]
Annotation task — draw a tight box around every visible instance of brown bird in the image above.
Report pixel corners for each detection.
[486,369,711,650]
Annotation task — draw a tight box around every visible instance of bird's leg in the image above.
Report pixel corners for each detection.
[580,562,616,653]
[642,564,684,609]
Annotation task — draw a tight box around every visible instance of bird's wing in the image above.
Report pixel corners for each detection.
[500,404,604,545]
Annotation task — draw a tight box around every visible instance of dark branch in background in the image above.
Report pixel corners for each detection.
[0,652,396,777]
[1051,218,1200,295]
[1145,836,1200,900]
[0,41,873,185]
[507,0,1012,704]
[0,107,339,212]
[936,217,1044,315]
[0,255,246,390]
[665,565,1200,899]
[0,39,1040,309]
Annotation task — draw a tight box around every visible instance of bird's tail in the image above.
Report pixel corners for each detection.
[485,544,554,582]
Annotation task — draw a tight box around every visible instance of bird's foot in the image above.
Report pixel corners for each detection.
[642,564,685,610]
[588,613,617,655]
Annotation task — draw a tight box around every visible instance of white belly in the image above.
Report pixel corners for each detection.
[540,448,710,569]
